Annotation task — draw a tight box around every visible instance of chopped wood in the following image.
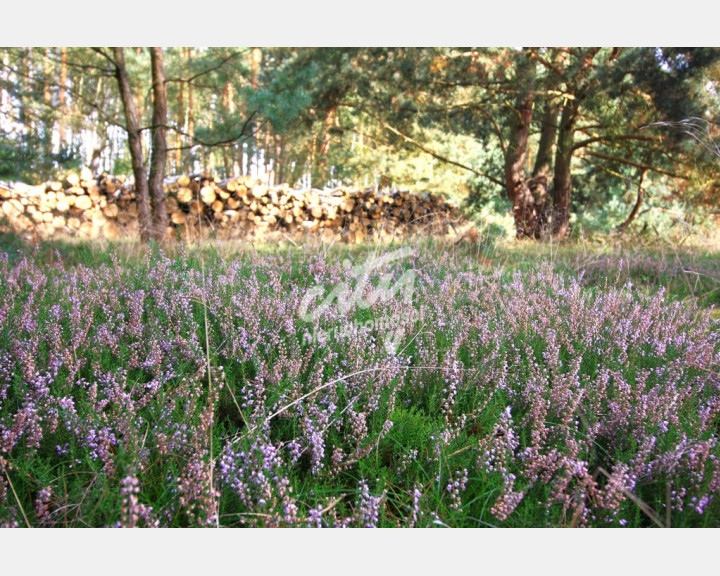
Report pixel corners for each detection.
[75,196,93,211]
[170,210,187,225]
[189,200,205,215]
[0,171,461,243]
[177,187,194,204]
[251,184,268,199]
[200,186,216,205]
[103,203,119,219]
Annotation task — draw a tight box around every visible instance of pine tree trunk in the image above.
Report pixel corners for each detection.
[176,72,184,173]
[0,53,9,123]
[186,48,195,173]
[18,49,28,129]
[43,49,52,105]
[528,101,559,237]
[551,48,600,239]
[504,96,534,238]
[247,48,262,179]
[112,47,152,243]
[148,47,168,242]
[276,135,286,185]
[59,47,67,145]
[551,100,576,239]
[504,53,539,239]
[251,48,261,89]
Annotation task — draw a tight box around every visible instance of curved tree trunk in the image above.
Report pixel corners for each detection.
[528,101,559,237]
[551,48,600,239]
[148,47,168,242]
[552,100,577,239]
[112,47,152,243]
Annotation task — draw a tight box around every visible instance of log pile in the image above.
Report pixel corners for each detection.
[1,170,462,243]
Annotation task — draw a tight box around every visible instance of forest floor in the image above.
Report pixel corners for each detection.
[0,230,718,527]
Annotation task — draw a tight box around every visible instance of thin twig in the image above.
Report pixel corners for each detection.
[5,470,31,528]
[597,467,666,528]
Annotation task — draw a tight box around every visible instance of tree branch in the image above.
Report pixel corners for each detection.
[161,111,259,150]
[580,150,687,179]
[378,116,505,187]
[164,50,249,85]
[91,47,117,67]
[339,103,505,187]
[572,133,659,152]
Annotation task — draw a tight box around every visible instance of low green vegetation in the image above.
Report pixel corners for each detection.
[0,232,717,527]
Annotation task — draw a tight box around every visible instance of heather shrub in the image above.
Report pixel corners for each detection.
[0,243,718,527]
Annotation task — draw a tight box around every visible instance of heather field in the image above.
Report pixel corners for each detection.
[0,235,719,528]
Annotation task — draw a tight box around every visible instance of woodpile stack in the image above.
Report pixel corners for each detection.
[0,168,134,241]
[1,171,462,243]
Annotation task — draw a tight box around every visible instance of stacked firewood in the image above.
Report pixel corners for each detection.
[1,171,462,243]
[0,168,133,241]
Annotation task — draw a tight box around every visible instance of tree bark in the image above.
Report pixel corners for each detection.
[112,47,152,243]
[148,47,168,242]
[18,49,28,129]
[504,51,540,239]
[551,48,601,239]
[276,135,286,185]
[59,47,68,145]
[186,48,195,173]
[176,69,184,173]
[504,96,536,238]
[528,100,559,236]
[43,49,52,105]
[551,99,578,239]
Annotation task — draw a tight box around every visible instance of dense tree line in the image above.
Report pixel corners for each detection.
[1,47,718,240]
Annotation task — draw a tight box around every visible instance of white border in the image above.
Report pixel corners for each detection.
[2,528,719,574]
[12,1,720,46]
